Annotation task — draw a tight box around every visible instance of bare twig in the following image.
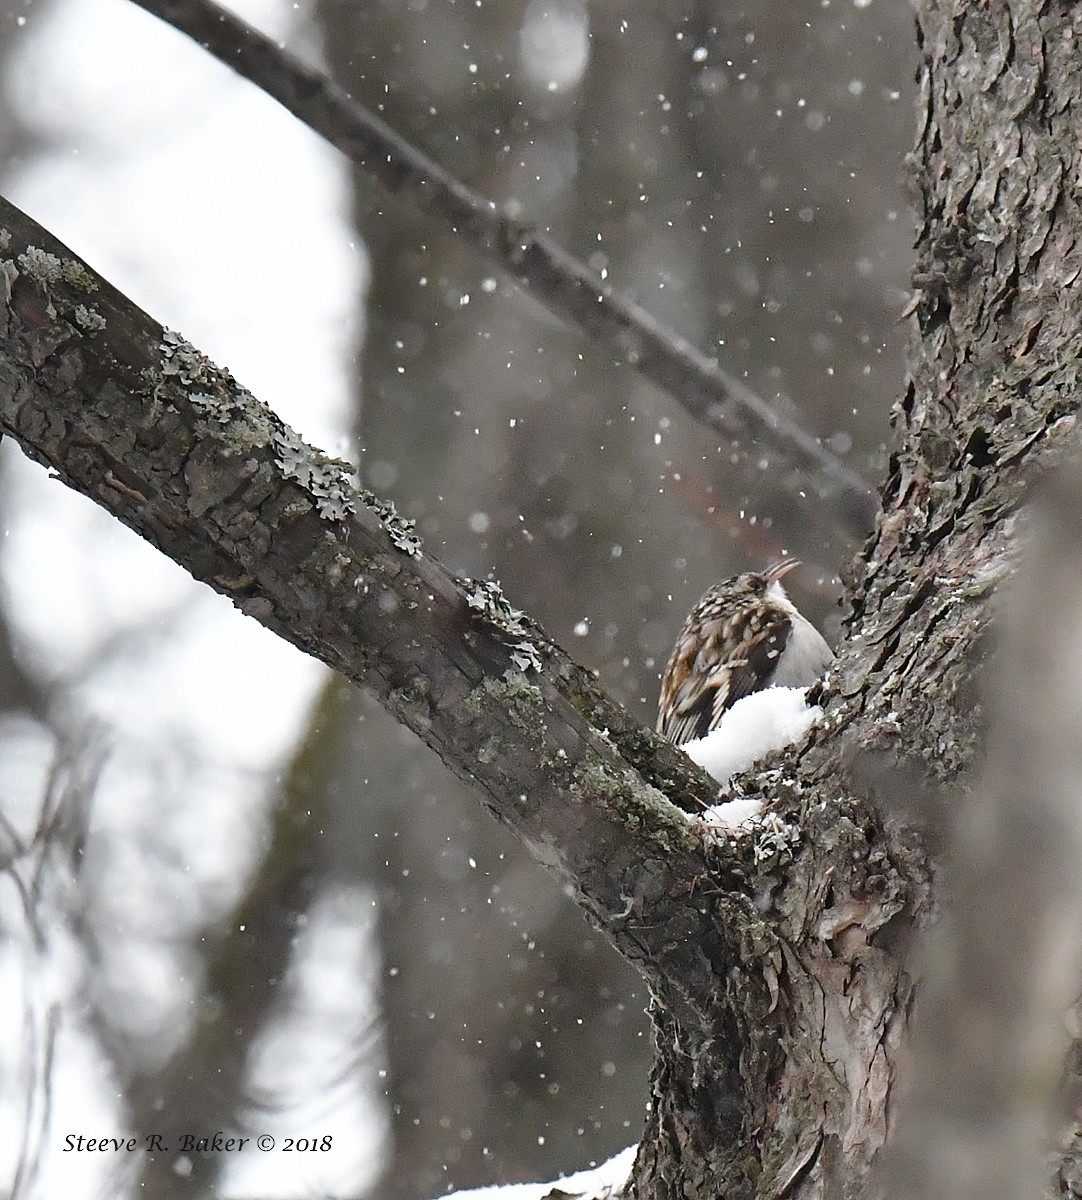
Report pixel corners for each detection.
[127,0,877,531]
[10,1003,59,1200]
[3,733,100,1200]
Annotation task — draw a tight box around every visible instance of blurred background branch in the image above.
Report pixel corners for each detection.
[130,0,878,537]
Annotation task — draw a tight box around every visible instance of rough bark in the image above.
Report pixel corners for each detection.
[884,463,1082,1200]
[2,1,1081,1197]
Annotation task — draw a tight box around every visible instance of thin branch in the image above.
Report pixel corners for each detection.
[0,193,747,1031]
[10,1002,59,1200]
[127,0,877,532]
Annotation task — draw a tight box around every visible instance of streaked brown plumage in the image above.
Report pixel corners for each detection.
[657,559,834,746]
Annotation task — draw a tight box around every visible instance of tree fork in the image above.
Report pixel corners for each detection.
[0,187,924,1198]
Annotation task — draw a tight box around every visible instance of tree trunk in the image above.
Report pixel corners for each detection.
[631,2,1082,1196]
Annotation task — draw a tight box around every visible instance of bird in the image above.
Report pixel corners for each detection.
[656,559,834,746]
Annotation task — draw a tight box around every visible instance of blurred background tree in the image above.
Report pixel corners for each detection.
[0,2,914,1198]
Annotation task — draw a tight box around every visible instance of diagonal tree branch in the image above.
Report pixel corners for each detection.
[126,0,877,533]
[0,193,754,1033]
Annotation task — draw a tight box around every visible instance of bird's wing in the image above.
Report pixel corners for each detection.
[657,607,792,745]
[723,611,792,708]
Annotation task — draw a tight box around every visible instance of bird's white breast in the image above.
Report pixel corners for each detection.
[766,582,834,687]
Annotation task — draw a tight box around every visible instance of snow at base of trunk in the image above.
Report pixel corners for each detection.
[434,1144,636,1200]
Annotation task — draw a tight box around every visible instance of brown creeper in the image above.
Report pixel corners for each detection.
[657,559,834,746]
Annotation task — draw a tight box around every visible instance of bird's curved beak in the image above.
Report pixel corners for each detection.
[765,558,801,584]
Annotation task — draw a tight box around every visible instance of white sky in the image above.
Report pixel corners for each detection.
[2,2,611,1196]
[1,1,384,1196]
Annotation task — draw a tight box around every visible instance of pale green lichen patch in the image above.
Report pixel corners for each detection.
[569,751,690,850]
[500,670,544,704]
[160,328,225,390]
[59,258,97,291]
[572,751,662,814]
[571,752,626,804]
[16,245,98,292]
[187,391,234,423]
[155,329,427,549]
[507,641,543,672]
[159,334,276,452]
[359,486,421,555]
[156,329,363,525]
[465,673,545,731]
[272,426,357,522]
[73,304,106,332]
[0,259,18,304]
[462,577,544,672]
[8,247,101,326]
[18,246,62,285]
[752,816,801,869]
[0,240,101,335]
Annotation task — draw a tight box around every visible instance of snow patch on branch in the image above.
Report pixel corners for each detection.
[680,686,821,793]
[700,795,765,829]
[674,687,823,839]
